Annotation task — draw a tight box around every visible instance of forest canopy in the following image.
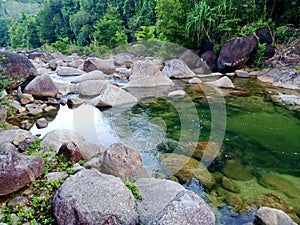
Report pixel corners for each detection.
[0,0,299,54]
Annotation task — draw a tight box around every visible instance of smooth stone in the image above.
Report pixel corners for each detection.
[235,69,250,78]
[20,94,34,105]
[77,80,107,96]
[54,82,77,97]
[254,207,297,225]
[221,159,254,181]
[162,59,196,78]
[167,90,186,98]
[24,74,58,98]
[71,70,106,83]
[56,66,85,76]
[205,76,235,88]
[36,118,49,129]
[188,77,203,84]
[182,141,222,161]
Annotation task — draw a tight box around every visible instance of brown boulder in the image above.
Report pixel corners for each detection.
[83,57,116,74]
[217,35,258,72]
[0,142,45,196]
[24,74,58,98]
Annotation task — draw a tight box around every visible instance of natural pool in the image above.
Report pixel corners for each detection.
[30,77,300,224]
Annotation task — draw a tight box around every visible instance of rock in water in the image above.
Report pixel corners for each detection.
[83,57,116,74]
[24,74,58,98]
[205,76,235,88]
[52,169,139,225]
[162,59,196,78]
[254,207,297,225]
[0,143,45,196]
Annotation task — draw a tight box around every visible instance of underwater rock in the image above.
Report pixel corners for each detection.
[221,176,241,193]
[221,159,254,181]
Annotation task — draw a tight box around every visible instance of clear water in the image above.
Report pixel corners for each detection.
[29,78,300,224]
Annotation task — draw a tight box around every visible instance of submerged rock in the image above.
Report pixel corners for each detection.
[221,159,254,181]
[254,207,297,225]
[52,169,139,225]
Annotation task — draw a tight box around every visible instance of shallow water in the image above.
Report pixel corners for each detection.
[29,77,300,224]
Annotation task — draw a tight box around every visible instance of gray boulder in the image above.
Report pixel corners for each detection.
[100,143,148,180]
[55,82,77,97]
[180,50,211,73]
[56,66,85,76]
[70,70,106,83]
[41,129,105,159]
[151,190,215,225]
[127,61,174,87]
[254,207,297,225]
[0,129,36,145]
[89,84,137,108]
[77,80,107,96]
[0,143,45,196]
[83,58,116,74]
[135,178,185,224]
[52,169,139,225]
[24,74,58,98]
[114,53,135,66]
[162,59,196,78]
[217,35,258,72]
[205,76,235,88]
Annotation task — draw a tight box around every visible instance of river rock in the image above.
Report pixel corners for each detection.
[19,93,34,105]
[70,70,106,83]
[100,143,148,180]
[217,35,258,72]
[127,61,174,87]
[221,159,254,181]
[167,90,186,98]
[135,178,185,224]
[68,59,84,68]
[159,153,216,190]
[179,49,210,72]
[0,51,37,91]
[56,66,85,76]
[201,51,218,72]
[54,82,77,97]
[89,84,137,108]
[188,77,203,84]
[258,68,300,89]
[0,142,45,196]
[52,169,139,225]
[41,129,105,159]
[57,142,84,164]
[24,74,58,98]
[67,96,85,108]
[235,69,250,78]
[114,53,134,66]
[77,80,107,96]
[221,176,241,193]
[254,207,297,225]
[182,141,222,161]
[0,129,36,145]
[205,76,235,88]
[36,118,49,129]
[83,57,116,74]
[151,190,215,225]
[162,59,196,78]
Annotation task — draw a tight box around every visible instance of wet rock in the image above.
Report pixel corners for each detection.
[256,27,273,45]
[135,178,185,224]
[217,35,258,72]
[0,51,37,91]
[24,74,58,98]
[179,49,210,73]
[0,142,45,196]
[41,129,105,159]
[56,66,85,76]
[258,172,300,198]
[221,159,254,181]
[52,169,139,225]
[54,82,77,97]
[254,207,297,225]
[271,93,300,110]
[188,77,203,84]
[57,142,84,164]
[205,76,235,88]
[36,118,49,129]
[100,143,148,180]
[83,57,116,74]
[162,59,196,78]
[20,93,34,105]
[159,153,216,190]
[167,90,186,98]
[114,53,134,66]
[151,190,215,225]
[201,51,218,72]
[221,176,241,193]
[89,84,137,108]
[258,68,300,89]
[235,69,250,78]
[182,141,222,161]
[77,80,107,96]
[127,61,174,87]
[70,70,106,83]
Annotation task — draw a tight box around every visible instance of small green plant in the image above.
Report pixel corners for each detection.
[295,66,300,73]
[247,43,266,69]
[123,179,142,200]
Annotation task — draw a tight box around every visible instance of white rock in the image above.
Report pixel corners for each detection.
[205,76,235,88]
[168,90,186,98]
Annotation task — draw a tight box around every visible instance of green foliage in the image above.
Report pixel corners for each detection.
[0,76,12,95]
[123,179,142,200]
[135,26,156,41]
[247,43,266,69]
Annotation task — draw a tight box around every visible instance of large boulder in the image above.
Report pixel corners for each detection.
[70,70,106,83]
[52,169,139,225]
[0,51,37,91]
[254,207,297,225]
[0,142,45,196]
[89,84,138,108]
[77,80,107,96]
[201,51,218,72]
[114,53,135,66]
[179,49,210,73]
[54,82,77,97]
[100,143,148,180]
[217,35,258,72]
[162,59,196,78]
[151,190,215,225]
[41,129,105,159]
[135,178,185,224]
[126,61,174,87]
[56,66,85,76]
[83,58,116,74]
[24,74,58,98]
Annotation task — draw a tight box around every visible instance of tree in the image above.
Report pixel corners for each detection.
[0,18,10,47]
[93,5,127,48]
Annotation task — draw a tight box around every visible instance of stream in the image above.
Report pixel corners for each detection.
[29,76,300,224]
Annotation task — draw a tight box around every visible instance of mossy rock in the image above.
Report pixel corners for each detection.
[159,153,216,190]
[221,159,254,181]
[221,176,241,193]
[182,141,222,161]
[225,194,244,212]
